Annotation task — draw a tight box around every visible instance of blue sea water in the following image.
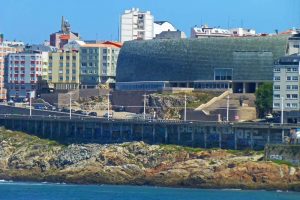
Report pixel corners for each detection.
[0,181,299,200]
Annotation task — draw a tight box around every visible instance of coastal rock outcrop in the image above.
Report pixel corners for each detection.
[0,127,299,191]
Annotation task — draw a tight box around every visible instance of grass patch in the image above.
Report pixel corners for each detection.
[159,144,203,153]
[271,159,294,167]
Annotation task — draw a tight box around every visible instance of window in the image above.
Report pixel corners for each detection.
[214,68,233,80]
[292,76,298,81]
[274,85,280,90]
[274,94,280,98]
[59,76,63,81]
[292,103,298,108]
[274,76,280,81]
[59,63,63,67]
[287,76,291,81]
[60,56,63,60]
[292,67,298,72]
[286,94,291,99]
[82,49,87,53]
[292,94,298,99]
[292,85,298,90]
[287,68,291,72]
[66,56,70,60]
[273,103,280,108]
[286,103,291,108]
[287,85,291,90]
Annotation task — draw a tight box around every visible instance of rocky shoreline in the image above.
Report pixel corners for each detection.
[0,127,300,191]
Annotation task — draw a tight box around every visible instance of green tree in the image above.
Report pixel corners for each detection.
[255,83,273,118]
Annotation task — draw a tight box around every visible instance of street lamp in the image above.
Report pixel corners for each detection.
[143,93,148,120]
[29,91,33,117]
[107,93,110,120]
[69,93,72,120]
[184,94,187,121]
[281,96,284,124]
[226,95,230,122]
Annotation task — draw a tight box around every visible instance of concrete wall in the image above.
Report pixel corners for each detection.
[265,144,300,166]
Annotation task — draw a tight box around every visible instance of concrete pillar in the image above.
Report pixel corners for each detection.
[100,123,103,139]
[58,122,61,138]
[34,120,38,135]
[50,121,53,139]
[219,128,222,149]
[234,128,237,150]
[164,126,168,144]
[109,123,113,142]
[243,82,246,93]
[267,128,270,144]
[65,122,69,139]
[11,119,15,130]
[177,126,181,145]
[250,129,254,150]
[120,123,123,142]
[152,124,156,144]
[255,82,259,90]
[141,124,144,141]
[42,120,45,137]
[82,123,86,139]
[281,129,285,144]
[191,126,195,147]
[27,120,30,132]
[74,122,77,139]
[204,127,208,149]
[130,124,133,140]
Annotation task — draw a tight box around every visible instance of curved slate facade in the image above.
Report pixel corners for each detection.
[116,36,289,83]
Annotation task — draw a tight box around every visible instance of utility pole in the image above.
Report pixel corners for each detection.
[29,91,32,117]
[281,96,284,124]
[143,93,147,120]
[107,93,111,120]
[69,93,72,120]
[226,95,230,122]
[184,94,187,121]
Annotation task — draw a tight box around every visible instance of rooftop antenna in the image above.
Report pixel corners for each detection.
[240,19,244,28]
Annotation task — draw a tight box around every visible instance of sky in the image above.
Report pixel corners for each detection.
[0,0,300,43]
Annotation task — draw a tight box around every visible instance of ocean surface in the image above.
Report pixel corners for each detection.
[0,181,299,200]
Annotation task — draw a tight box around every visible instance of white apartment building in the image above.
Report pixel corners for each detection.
[230,28,256,37]
[273,55,300,111]
[191,25,231,38]
[120,8,154,42]
[7,52,48,100]
[0,43,16,101]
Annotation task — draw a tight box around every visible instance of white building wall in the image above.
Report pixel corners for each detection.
[121,8,154,42]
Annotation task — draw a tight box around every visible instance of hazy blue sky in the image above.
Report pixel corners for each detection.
[0,0,300,43]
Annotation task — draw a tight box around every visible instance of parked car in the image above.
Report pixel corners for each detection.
[103,112,113,118]
[88,112,98,117]
[74,110,83,114]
